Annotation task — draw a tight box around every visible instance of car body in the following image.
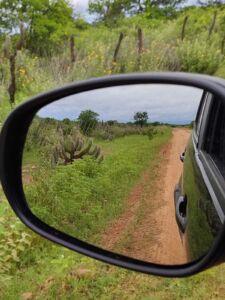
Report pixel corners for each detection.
[175,90,225,261]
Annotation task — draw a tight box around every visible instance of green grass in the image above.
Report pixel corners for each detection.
[1,239,225,299]
[23,129,171,246]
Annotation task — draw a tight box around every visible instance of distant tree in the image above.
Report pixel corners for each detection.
[89,0,126,25]
[89,0,186,22]
[197,0,225,5]
[134,111,149,127]
[127,0,186,14]
[78,110,99,135]
[107,120,118,125]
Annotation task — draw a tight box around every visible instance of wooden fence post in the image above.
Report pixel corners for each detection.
[137,27,143,68]
[4,22,25,108]
[221,36,225,55]
[181,16,188,41]
[208,11,217,38]
[70,34,76,64]
[113,32,124,65]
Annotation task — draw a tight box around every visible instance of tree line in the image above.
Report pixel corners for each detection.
[76,109,149,135]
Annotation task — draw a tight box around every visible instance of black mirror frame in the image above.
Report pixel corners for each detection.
[1,72,225,278]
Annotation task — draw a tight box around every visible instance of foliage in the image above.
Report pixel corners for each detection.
[0,223,31,274]
[89,0,186,25]
[0,204,35,275]
[0,0,76,56]
[24,117,103,166]
[177,39,222,74]
[134,111,149,127]
[91,122,152,140]
[51,126,103,165]
[24,129,171,243]
[78,110,99,135]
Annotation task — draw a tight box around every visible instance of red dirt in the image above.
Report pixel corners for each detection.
[101,128,191,265]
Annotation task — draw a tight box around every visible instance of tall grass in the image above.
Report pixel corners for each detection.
[0,5,225,125]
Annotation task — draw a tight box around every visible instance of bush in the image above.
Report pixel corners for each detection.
[177,39,222,74]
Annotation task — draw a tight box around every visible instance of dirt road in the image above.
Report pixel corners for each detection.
[101,128,191,265]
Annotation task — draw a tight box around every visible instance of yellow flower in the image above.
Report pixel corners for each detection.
[19,68,26,75]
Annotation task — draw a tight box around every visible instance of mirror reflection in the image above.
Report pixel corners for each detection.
[22,84,223,265]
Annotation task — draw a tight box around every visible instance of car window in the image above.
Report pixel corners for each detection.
[195,92,210,136]
[204,98,225,178]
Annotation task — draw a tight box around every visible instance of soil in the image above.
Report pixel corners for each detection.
[101,128,191,265]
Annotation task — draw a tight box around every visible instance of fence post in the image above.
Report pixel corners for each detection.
[70,34,76,64]
[221,36,225,55]
[181,16,188,41]
[208,11,217,38]
[3,22,25,108]
[137,27,143,68]
[113,32,124,65]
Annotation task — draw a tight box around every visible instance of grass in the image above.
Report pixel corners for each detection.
[23,129,171,246]
[1,244,225,299]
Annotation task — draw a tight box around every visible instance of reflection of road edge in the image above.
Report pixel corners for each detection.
[101,128,190,265]
[100,142,167,252]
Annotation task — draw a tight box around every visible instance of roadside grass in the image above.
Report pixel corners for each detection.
[112,154,162,255]
[1,240,225,300]
[23,128,172,247]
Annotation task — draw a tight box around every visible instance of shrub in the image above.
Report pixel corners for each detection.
[177,39,222,74]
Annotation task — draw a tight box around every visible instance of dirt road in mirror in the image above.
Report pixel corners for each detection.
[101,128,191,265]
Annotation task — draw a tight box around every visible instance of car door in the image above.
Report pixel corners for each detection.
[182,91,224,262]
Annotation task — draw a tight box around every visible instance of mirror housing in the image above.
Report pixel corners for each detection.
[1,72,225,278]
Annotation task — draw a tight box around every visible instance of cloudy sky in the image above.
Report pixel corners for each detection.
[38,84,203,124]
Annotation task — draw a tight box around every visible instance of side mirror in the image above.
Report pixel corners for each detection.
[1,72,225,278]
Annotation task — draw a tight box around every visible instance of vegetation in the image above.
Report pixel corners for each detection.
[1,1,225,299]
[24,124,171,243]
[134,111,149,127]
[78,110,99,135]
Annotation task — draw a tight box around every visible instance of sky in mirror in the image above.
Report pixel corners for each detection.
[38,84,203,125]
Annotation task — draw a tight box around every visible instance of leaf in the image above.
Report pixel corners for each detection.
[11,249,20,262]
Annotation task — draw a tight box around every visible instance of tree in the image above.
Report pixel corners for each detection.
[88,0,186,22]
[89,0,127,25]
[123,0,186,14]
[0,0,76,56]
[197,0,225,5]
[78,110,99,135]
[134,111,149,127]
